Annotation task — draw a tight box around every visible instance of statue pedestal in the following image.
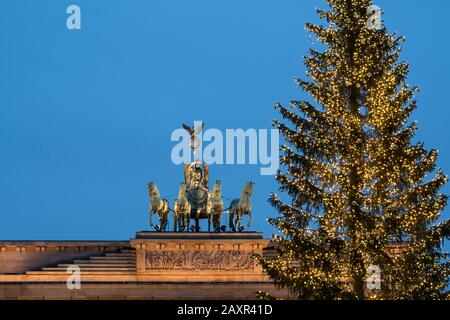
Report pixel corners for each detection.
[130,232,270,282]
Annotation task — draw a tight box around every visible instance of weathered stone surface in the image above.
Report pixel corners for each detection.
[0,282,290,300]
[0,233,288,299]
[0,241,129,274]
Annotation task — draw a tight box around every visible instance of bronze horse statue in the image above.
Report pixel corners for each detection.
[207,180,224,232]
[173,183,191,232]
[147,182,170,231]
[229,181,254,232]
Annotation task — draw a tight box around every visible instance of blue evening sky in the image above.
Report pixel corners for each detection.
[0,0,448,240]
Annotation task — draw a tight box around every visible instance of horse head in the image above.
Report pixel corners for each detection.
[147,182,160,198]
[178,183,187,200]
[212,180,222,197]
[242,181,254,199]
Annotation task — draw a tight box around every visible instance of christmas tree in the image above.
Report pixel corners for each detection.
[257,0,450,300]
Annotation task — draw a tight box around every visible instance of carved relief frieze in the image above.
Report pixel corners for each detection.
[145,250,255,271]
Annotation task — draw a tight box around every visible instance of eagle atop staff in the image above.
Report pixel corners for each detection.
[182,122,204,152]
[182,122,208,190]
